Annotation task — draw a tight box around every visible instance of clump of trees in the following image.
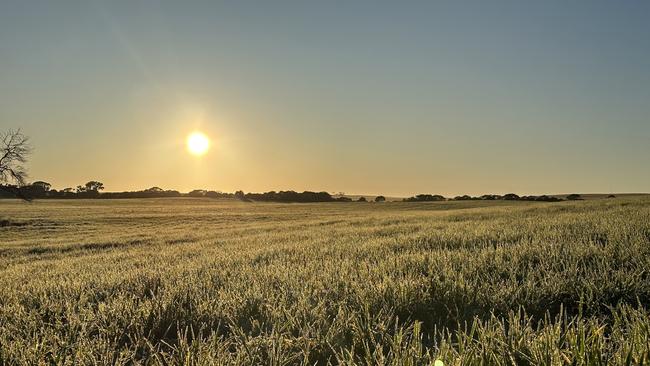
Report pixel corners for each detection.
[503,193,520,200]
[0,180,184,199]
[453,195,478,201]
[480,194,501,200]
[74,181,105,197]
[463,193,562,202]
[519,195,563,202]
[403,194,445,202]
[243,191,335,203]
[225,191,373,203]
[101,187,182,199]
[399,193,566,203]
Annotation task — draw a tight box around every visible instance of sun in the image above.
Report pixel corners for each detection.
[186,131,210,156]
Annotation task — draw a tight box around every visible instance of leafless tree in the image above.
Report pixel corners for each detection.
[0,129,32,186]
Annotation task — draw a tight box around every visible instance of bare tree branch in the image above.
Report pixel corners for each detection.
[0,129,32,187]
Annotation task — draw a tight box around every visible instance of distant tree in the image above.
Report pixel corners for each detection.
[534,195,563,202]
[188,189,207,197]
[145,187,164,193]
[403,194,445,202]
[31,181,51,192]
[244,190,333,203]
[62,188,74,193]
[85,181,104,192]
[481,194,502,200]
[502,193,520,201]
[566,194,583,201]
[20,181,52,199]
[453,195,477,201]
[32,181,51,191]
[30,180,52,196]
[607,194,616,198]
[357,196,367,202]
[375,196,386,202]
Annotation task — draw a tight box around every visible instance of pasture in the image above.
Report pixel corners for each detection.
[1,197,649,365]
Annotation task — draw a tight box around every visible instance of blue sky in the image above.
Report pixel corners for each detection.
[1,1,648,195]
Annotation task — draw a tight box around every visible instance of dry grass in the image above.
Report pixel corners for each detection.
[1,197,649,365]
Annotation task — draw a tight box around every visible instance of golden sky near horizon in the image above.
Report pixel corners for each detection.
[1,1,649,196]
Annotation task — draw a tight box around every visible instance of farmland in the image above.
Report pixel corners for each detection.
[1,197,649,365]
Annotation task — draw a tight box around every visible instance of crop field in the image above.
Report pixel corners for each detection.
[1,197,649,365]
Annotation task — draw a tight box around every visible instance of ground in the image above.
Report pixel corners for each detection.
[1,198,649,365]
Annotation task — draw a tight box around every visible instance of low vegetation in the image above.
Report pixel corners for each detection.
[1,197,649,364]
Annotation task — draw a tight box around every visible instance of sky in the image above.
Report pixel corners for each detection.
[1,1,649,197]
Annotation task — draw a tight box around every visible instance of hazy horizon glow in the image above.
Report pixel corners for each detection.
[1,1,649,196]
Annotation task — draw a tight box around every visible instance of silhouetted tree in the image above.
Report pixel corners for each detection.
[0,130,32,200]
[357,197,367,202]
[0,129,31,186]
[502,193,520,200]
[607,194,616,198]
[244,190,334,203]
[19,181,52,198]
[73,181,104,197]
[535,195,562,202]
[375,196,386,202]
[403,194,445,202]
[188,189,207,197]
[85,181,104,192]
[31,181,51,192]
[566,194,583,201]
[480,194,502,200]
[206,190,232,198]
[453,195,477,201]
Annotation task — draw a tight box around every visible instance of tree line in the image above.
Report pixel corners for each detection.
[404,193,585,202]
[0,129,593,203]
[1,180,588,203]
[0,181,184,199]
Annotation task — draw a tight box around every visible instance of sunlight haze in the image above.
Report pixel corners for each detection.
[1,1,648,196]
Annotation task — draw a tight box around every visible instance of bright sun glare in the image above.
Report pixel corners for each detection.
[187,131,210,156]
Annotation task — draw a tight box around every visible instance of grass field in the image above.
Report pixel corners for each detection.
[1,197,649,365]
